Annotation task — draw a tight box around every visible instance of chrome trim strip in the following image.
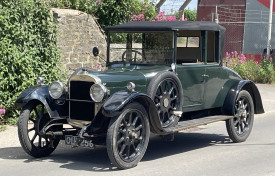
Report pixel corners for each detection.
[68,73,102,128]
[69,74,101,84]
[67,99,94,103]
[67,119,91,128]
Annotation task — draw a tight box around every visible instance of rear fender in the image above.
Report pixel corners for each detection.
[223,80,264,115]
[101,91,166,134]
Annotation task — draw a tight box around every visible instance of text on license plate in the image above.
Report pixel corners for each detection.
[65,135,94,148]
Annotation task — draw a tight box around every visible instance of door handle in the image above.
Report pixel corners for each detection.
[202,74,209,78]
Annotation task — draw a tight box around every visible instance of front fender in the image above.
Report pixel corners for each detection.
[102,91,166,134]
[15,85,68,118]
[223,80,264,115]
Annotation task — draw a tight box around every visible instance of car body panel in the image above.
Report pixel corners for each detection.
[15,85,69,118]
[101,91,165,134]
[88,65,171,94]
[176,64,206,111]
[204,65,242,109]
[223,80,264,115]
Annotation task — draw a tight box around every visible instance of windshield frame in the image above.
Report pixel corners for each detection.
[106,31,177,67]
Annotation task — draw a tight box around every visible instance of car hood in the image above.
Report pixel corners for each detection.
[90,65,171,93]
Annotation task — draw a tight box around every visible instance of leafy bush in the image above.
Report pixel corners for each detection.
[223,51,275,83]
[184,9,197,21]
[151,11,187,21]
[174,9,197,21]
[48,0,157,28]
[46,0,98,14]
[0,105,5,126]
[0,0,63,122]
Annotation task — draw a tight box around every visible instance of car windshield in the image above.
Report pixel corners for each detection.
[108,32,174,65]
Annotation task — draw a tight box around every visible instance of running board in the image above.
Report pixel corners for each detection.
[168,115,233,133]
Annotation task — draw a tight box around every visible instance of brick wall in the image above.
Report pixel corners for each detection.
[52,8,107,75]
[197,0,246,54]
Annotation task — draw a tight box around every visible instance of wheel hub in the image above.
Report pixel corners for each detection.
[163,98,169,108]
[124,126,138,144]
[161,92,171,109]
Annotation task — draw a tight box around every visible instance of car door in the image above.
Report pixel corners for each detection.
[176,64,207,112]
[203,64,230,109]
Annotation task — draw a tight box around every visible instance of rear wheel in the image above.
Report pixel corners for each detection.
[106,103,150,169]
[18,101,60,158]
[226,90,254,143]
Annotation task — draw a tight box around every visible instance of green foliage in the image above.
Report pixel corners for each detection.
[46,0,97,14]
[184,9,197,21]
[175,9,197,21]
[0,125,7,132]
[223,52,275,83]
[131,1,157,21]
[48,0,157,28]
[0,0,63,122]
[89,0,157,28]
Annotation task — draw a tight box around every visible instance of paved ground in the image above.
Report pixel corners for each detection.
[0,84,274,176]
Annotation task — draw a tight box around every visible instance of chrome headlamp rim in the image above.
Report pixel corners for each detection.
[90,83,107,102]
[127,82,136,92]
[48,80,65,99]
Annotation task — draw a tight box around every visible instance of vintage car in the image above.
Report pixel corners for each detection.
[15,21,264,169]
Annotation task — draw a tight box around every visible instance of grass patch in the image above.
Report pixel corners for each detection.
[0,125,7,132]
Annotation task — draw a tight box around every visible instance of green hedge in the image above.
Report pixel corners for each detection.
[47,0,157,28]
[0,0,63,123]
[223,52,275,84]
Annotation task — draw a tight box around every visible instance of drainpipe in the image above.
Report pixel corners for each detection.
[267,0,273,59]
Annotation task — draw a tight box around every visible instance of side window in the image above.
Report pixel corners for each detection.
[177,37,199,48]
[206,31,219,64]
[177,35,201,64]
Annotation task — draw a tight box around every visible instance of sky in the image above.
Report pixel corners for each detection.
[186,0,198,10]
[155,0,198,14]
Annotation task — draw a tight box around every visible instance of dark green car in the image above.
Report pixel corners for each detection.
[15,21,264,169]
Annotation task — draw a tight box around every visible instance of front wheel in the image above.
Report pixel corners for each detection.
[226,90,254,143]
[18,101,60,158]
[106,103,150,169]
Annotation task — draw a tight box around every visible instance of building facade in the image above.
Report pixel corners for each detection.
[197,0,275,59]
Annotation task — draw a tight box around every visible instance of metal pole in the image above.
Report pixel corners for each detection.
[267,0,273,59]
[215,5,219,24]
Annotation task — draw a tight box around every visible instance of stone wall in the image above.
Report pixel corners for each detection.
[52,8,107,75]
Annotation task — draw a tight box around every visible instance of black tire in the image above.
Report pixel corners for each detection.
[147,71,183,128]
[18,101,60,158]
[106,102,150,169]
[226,90,254,143]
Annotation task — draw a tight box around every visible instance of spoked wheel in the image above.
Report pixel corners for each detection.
[226,90,254,143]
[147,71,183,128]
[18,101,60,158]
[106,103,150,169]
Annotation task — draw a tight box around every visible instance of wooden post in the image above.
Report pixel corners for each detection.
[178,0,192,18]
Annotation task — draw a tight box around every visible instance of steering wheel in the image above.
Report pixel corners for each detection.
[122,50,146,62]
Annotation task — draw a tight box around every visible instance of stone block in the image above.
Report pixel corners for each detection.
[82,63,94,68]
[53,8,107,76]
[70,54,78,63]
[62,46,73,53]
[67,63,81,70]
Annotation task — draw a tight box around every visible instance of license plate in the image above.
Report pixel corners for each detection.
[65,135,94,148]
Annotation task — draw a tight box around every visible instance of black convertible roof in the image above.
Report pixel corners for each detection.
[105,21,225,32]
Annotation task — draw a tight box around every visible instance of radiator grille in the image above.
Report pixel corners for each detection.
[69,81,95,121]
